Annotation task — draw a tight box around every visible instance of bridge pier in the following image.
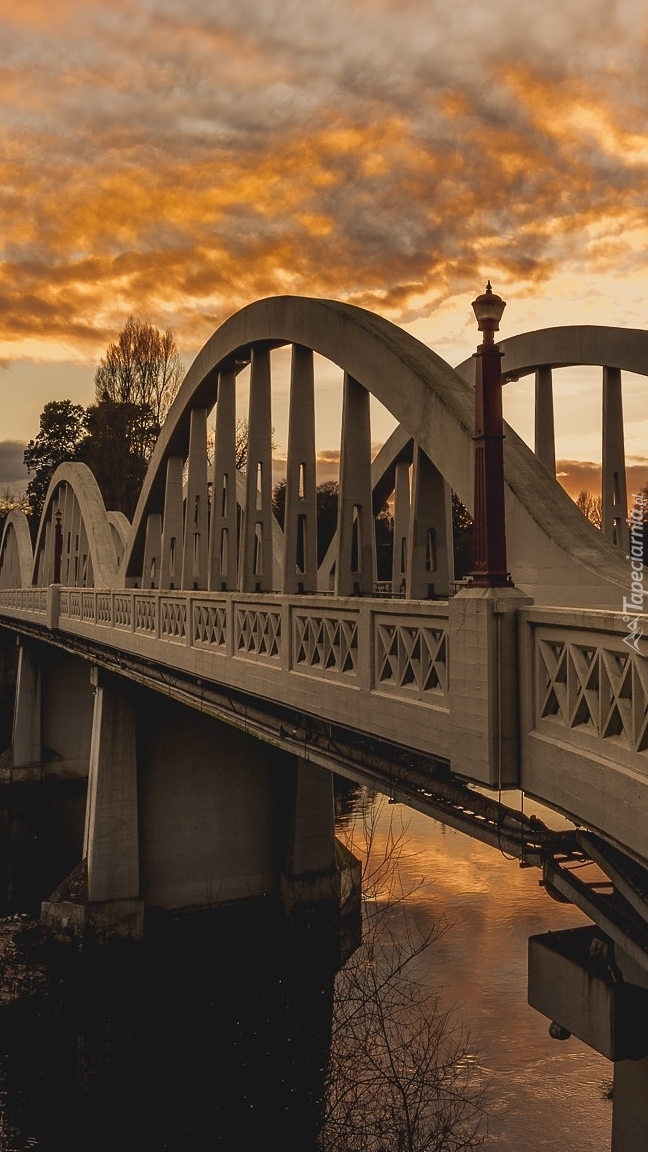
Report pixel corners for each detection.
[12,638,41,772]
[9,639,94,780]
[529,926,648,1151]
[39,677,353,944]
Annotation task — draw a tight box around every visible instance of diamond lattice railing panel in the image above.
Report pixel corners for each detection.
[536,633,648,755]
[160,599,187,640]
[135,597,156,633]
[537,639,568,720]
[193,603,227,647]
[293,614,358,675]
[568,644,600,732]
[236,608,281,658]
[375,622,448,695]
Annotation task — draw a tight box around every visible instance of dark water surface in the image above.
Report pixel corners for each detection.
[0,779,611,1151]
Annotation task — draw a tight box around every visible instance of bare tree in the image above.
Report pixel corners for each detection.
[576,490,602,529]
[319,797,488,1151]
[93,316,184,463]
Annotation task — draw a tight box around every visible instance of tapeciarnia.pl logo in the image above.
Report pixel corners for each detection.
[622,492,646,653]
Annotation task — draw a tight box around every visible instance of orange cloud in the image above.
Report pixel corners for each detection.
[0,0,646,371]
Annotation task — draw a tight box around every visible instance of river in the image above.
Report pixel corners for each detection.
[0,776,610,1150]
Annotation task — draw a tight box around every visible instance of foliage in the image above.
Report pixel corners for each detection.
[81,400,149,521]
[0,488,31,541]
[451,492,473,580]
[87,317,183,517]
[272,478,341,566]
[87,319,182,515]
[576,489,602,529]
[319,798,487,1151]
[94,315,183,458]
[23,400,88,521]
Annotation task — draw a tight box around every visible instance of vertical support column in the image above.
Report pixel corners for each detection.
[391,460,410,594]
[534,366,556,475]
[208,369,238,590]
[406,445,453,599]
[142,513,162,590]
[78,667,142,938]
[242,345,274,592]
[12,639,41,769]
[283,345,317,594]
[281,758,338,911]
[602,366,629,552]
[159,456,184,590]
[612,1057,648,1150]
[335,373,374,597]
[181,408,209,590]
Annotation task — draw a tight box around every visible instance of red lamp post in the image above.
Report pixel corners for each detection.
[469,282,514,588]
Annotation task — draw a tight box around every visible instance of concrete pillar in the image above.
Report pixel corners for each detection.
[12,640,41,770]
[83,669,140,905]
[391,461,410,594]
[281,759,338,910]
[534,366,556,475]
[406,444,453,599]
[159,456,184,590]
[42,667,143,942]
[336,373,374,597]
[602,366,629,552]
[612,1056,648,1151]
[181,408,209,590]
[242,345,274,592]
[142,513,162,590]
[283,346,318,594]
[448,585,532,785]
[208,369,238,590]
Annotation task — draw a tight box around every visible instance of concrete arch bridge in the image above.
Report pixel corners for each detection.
[0,298,647,1096]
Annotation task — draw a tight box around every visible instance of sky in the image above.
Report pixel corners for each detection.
[0,0,647,498]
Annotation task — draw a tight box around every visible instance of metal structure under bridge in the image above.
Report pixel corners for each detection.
[0,294,647,1146]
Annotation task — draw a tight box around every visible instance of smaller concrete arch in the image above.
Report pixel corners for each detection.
[0,511,34,589]
[32,463,120,588]
[107,511,131,571]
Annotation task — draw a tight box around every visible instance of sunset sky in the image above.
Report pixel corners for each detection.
[0,0,646,498]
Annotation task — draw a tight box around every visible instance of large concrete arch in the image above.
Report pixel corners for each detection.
[32,463,120,588]
[0,510,34,589]
[124,296,628,606]
[455,324,648,383]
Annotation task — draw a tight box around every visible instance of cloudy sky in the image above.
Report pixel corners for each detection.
[0,0,646,495]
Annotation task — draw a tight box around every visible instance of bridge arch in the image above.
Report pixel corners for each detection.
[31,462,121,588]
[0,511,34,589]
[123,296,627,607]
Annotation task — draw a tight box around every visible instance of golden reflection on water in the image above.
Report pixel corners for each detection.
[337,789,612,1152]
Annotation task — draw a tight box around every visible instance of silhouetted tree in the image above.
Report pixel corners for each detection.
[452,491,473,579]
[272,478,341,567]
[576,489,602,529]
[85,317,184,518]
[0,487,30,541]
[319,798,487,1151]
[23,400,88,522]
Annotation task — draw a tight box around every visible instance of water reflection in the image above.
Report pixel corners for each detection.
[336,781,612,1151]
[0,776,612,1151]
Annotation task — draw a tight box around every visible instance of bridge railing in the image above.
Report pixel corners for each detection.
[0,586,451,761]
[520,605,648,861]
